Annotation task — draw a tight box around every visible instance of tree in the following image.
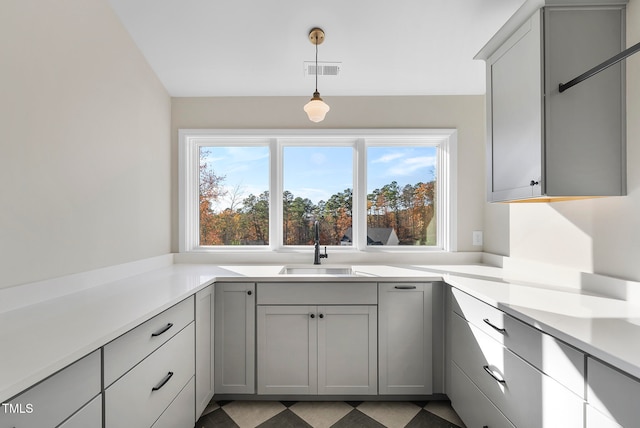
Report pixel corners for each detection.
[199,151,227,245]
[241,191,269,244]
[198,178,436,247]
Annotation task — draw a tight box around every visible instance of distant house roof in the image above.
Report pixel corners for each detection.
[341,227,399,246]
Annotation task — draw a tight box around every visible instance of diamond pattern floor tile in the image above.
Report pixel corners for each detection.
[424,401,466,427]
[222,401,286,428]
[257,409,313,428]
[196,399,465,428]
[330,409,387,428]
[290,401,354,428]
[200,400,220,417]
[197,408,239,428]
[405,409,463,428]
[356,401,422,428]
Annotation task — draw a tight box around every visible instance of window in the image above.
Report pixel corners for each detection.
[283,145,353,246]
[366,146,437,246]
[179,130,456,253]
[198,145,269,245]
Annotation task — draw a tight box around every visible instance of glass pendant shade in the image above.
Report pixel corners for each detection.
[304,92,330,123]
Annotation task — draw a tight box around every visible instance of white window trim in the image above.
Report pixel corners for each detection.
[179,129,457,253]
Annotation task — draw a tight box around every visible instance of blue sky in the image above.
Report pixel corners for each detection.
[367,146,437,191]
[201,146,436,210]
[201,146,269,211]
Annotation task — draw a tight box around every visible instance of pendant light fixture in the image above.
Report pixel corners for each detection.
[304,28,330,123]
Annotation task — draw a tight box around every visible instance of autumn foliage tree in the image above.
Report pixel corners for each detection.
[200,158,436,246]
[199,154,226,245]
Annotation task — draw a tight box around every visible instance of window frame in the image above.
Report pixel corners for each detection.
[179,129,457,253]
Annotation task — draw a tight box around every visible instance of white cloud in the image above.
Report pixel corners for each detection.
[386,156,436,177]
[371,152,404,164]
[287,187,333,203]
[310,152,327,165]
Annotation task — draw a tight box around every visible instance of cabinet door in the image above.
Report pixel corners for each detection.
[257,305,317,394]
[487,11,543,201]
[318,306,377,395]
[379,283,433,394]
[195,285,214,417]
[57,395,102,428]
[214,282,255,394]
[544,7,625,196]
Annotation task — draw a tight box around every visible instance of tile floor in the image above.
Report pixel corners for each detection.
[196,400,466,428]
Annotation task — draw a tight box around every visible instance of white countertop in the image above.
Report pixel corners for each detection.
[2,262,640,402]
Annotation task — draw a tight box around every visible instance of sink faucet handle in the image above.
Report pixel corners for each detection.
[320,246,329,259]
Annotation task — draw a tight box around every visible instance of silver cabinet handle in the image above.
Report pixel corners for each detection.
[483,365,506,384]
[394,285,417,290]
[483,318,506,334]
[152,371,174,391]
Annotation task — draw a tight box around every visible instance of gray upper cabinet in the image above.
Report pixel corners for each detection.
[477,0,627,202]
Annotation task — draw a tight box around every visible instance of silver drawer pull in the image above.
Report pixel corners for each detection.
[483,365,506,384]
[394,285,417,290]
[152,371,174,391]
[151,323,174,337]
[483,318,506,334]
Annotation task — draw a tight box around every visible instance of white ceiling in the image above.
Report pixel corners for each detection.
[108,0,526,97]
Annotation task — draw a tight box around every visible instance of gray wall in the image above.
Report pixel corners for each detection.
[0,0,172,288]
[483,0,640,282]
[171,95,486,256]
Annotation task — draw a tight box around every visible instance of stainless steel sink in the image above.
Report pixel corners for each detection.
[279,265,355,276]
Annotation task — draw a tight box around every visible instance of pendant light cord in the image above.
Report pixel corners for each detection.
[315,39,319,93]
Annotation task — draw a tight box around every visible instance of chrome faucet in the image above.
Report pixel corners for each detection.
[313,220,328,265]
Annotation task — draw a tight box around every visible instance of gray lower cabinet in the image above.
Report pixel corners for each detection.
[447,287,585,428]
[378,282,433,395]
[104,323,195,428]
[151,377,196,428]
[57,395,102,428]
[195,285,214,417]
[449,361,515,428]
[214,282,255,394]
[587,357,640,428]
[257,305,377,395]
[103,296,196,428]
[0,350,101,428]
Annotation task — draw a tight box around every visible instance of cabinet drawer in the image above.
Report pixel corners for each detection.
[105,322,195,428]
[104,296,194,387]
[58,395,102,428]
[451,288,585,397]
[450,312,583,428]
[0,350,100,428]
[586,404,622,428]
[587,357,640,428]
[449,361,515,428]
[152,376,195,428]
[257,282,377,305]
